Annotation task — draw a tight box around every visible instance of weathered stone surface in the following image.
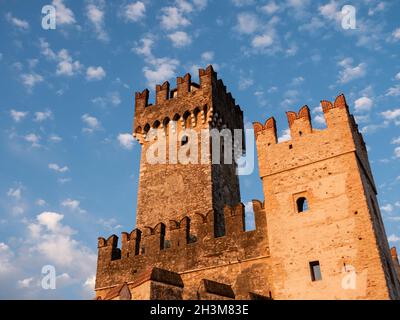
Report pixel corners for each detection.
[95,66,400,300]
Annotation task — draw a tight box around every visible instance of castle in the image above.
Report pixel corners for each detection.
[95,65,400,300]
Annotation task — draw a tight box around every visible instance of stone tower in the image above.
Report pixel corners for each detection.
[253,94,400,299]
[132,65,244,236]
[95,67,400,300]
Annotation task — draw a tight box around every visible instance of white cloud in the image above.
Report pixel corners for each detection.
[86,1,108,41]
[35,199,47,206]
[52,0,76,25]
[29,212,95,275]
[193,0,208,10]
[391,137,400,145]
[381,109,400,121]
[252,33,274,48]
[231,0,254,6]
[24,133,40,147]
[81,114,101,133]
[278,128,291,142]
[395,72,400,81]
[388,234,400,243]
[143,57,180,88]
[49,134,62,143]
[48,163,69,173]
[6,12,29,30]
[201,51,214,62]
[238,77,254,91]
[133,37,154,57]
[92,91,121,107]
[318,0,340,23]
[368,2,385,16]
[0,211,95,298]
[20,73,43,90]
[261,1,279,14]
[10,110,28,122]
[17,277,35,288]
[39,38,57,60]
[385,85,400,97]
[117,133,135,150]
[168,31,192,47]
[34,110,52,122]
[7,187,22,200]
[124,1,146,22]
[86,66,106,81]
[395,147,400,159]
[56,49,83,76]
[58,178,71,184]
[381,204,393,213]
[61,199,86,213]
[314,114,326,126]
[392,28,400,41]
[337,58,366,84]
[160,6,190,30]
[37,211,66,232]
[98,218,122,231]
[354,97,373,113]
[83,275,96,294]
[0,243,14,274]
[236,12,259,34]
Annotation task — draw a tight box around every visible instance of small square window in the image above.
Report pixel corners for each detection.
[309,261,322,281]
[296,197,309,212]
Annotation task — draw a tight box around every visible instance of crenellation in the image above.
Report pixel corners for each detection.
[97,67,400,300]
[155,81,170,104]
[177,73,191,97]
[286,105,312,138]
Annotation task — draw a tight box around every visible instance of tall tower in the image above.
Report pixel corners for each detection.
[132,65,244,236]
[254,94,400,299]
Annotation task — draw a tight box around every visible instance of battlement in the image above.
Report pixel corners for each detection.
[133,65,244,145]
[253,94,353,145]
[253,93,374,179]
[96,200,269,289]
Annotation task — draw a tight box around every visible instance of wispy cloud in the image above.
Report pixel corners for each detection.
[48,163,69,173]
[337,58,367,84]
[86,0,108,41]
[117,133,135,150]
[5,12,29,30]
[10,110,28,122]
[86,66,106,81]
[52,0,76,25]
[123,1,146,22]
[81,114,101,133]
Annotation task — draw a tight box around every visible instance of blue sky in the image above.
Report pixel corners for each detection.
[0,0,399,299]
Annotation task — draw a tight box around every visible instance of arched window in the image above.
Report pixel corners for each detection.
[297,197,309,212]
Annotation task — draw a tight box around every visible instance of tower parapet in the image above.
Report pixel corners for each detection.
[132,65,245,236]
[253,93,400,299]
[96,201,270,299]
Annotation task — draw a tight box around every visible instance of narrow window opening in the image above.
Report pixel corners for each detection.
[310,261,322,281]
[297,197,309,212]
[289,144,293,149]
[299,131,303,136]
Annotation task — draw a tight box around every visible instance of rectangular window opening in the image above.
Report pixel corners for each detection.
[309,261,322,281]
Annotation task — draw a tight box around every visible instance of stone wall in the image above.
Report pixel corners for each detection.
[254,94,400,299]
